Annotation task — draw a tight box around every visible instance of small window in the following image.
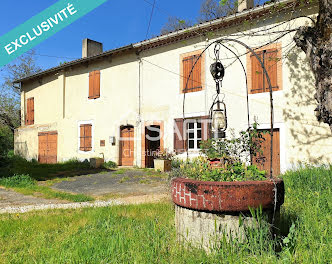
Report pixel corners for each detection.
[89,70,100,99]
[182,54,202,93]
[25,97,34,125]
[250,48,280,94]
[187,120,202,150]
[80,124,92,151]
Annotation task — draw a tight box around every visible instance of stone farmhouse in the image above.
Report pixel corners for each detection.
[14,0,332,175]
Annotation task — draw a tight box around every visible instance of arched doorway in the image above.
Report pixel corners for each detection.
[119,125,134,166]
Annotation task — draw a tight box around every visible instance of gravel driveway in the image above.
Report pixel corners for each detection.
[50,168,169,197]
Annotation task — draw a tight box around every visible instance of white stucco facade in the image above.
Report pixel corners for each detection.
[14,2,332,172]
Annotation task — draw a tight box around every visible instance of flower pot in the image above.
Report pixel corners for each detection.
[171,177,284,250]
[154,159,171,172]
[90,158,104,168]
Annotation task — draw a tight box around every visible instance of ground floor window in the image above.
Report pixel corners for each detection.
[79,124,92,151]
[187,120,202,150]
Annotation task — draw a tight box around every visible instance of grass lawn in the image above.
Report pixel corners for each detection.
[0,165,331,263]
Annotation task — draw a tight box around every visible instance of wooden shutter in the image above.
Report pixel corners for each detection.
[25,98,34,125]
[79,125,85,151]
[88,71,100,99]
[264,49,278,91]
[182,55,202,93]
[250,52,264,94]
[252,129,280,176]
[80,124,92,151]
[94,70,100,98]
[89,72,94,99]
[174,118,186,153]
[85,124,92,151]
[200,116,210,140]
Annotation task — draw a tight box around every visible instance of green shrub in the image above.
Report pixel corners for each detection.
[103,160,118,169]
[170,156,267,182]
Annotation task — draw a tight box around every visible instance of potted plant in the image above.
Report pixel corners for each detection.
[153,149,174,172]
[170,126,284,249]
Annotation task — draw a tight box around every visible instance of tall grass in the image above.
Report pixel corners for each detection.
[0,165,330,263]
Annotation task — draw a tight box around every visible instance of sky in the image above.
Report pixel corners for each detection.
[0,0,206,71]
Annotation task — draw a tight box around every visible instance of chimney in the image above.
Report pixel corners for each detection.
[238,0,254,13]
[82,38,103,58]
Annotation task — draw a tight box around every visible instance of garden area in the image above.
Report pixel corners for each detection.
[0,165,330,263]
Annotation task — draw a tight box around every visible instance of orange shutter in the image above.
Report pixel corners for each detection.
[25,98,34,125]
[85,124,92,151]
[183,56,191,92]
[94,70,100,98]
[264,49,278,91]
[80,125,85,151]
[89,72,94,99]
[193,55,202,92]
[251,52,264,94]
[30,98,34,124]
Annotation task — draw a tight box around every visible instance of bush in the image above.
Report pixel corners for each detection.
[103,160,118,169]
[170,156,266,182]
[0,174,36,188]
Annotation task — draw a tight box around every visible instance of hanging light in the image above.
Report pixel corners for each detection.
[211,100,227,138]
[208,43,227,139]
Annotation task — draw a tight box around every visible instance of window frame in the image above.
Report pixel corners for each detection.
[187,120,202,151]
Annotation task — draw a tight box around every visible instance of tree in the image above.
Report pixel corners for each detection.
[199,0,236,22]
[0,50,42,156]
[160,16,193,35]
[294,0,332,131]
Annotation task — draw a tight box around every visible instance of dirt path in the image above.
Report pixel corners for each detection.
[0,187,66,207]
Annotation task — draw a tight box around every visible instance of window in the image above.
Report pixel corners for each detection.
[174,116,209,153]
[89,70,100,99]
[249,46,281,94]
[25,97,34,125]
[79,124,92,151]
[187,120,202,150]
[181,51,204,93]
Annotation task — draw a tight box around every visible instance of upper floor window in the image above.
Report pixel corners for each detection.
[79,124,92,151]
[89,70,100,99]
[180,50,205,93]
[25,97,34,125]
[248,44,282,94]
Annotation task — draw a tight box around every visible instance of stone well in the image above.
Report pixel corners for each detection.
[171,177,284,249]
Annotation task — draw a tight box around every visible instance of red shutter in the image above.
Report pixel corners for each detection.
[174,118,186,153]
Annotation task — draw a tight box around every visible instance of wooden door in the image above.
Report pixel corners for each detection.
[38,131,58,164]
[119,126,134,166]
[252,129,280,176]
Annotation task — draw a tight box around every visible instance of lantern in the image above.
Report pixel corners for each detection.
[211,100,227,138]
